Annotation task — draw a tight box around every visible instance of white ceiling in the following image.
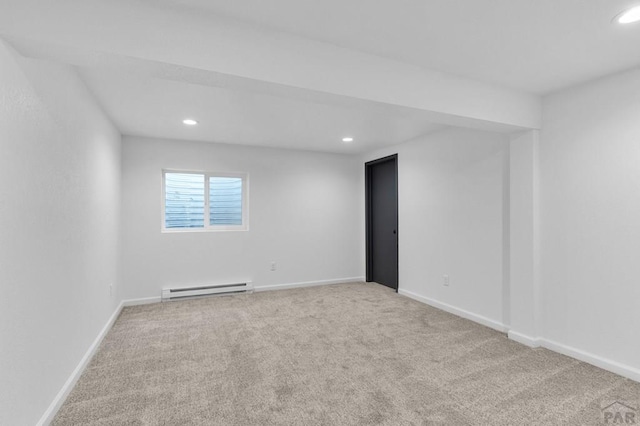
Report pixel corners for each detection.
[79,69,446,154]
[166,0,640,94]
[3,0,639,153]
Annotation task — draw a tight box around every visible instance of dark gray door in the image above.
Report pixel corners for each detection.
[366,155,398,290]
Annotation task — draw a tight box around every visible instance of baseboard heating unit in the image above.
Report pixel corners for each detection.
[161,282,253,301]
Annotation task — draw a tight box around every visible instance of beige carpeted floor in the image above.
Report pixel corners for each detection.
[53,282,640,425]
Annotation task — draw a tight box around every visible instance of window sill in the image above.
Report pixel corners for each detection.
[161,227,249,233]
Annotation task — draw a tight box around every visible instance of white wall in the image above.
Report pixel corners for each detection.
[363,128,509,329]
[507,130,540,344]
[121,137,363,300]
[539,69,640,372]
[0,40,122,425]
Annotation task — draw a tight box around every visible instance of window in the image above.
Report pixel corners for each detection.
[162,170,248,231]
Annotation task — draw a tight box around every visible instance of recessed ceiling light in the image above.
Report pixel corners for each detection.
[616,5,640,24]
[182,119,198,126]
[342,137,354,143]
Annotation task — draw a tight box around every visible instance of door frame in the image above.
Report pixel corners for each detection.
[365,154,399,291]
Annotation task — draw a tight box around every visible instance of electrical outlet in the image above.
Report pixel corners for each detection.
[270,262,277,271]
[109,283,113,296]
[443,275,450,286]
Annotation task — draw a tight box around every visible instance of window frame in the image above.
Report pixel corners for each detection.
[161,169,249,233]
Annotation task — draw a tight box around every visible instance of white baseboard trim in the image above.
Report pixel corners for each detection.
[508,330,541,348]
[36,301,125,426]
[540,338,640,383]
[398,288,508,333]
[255,277,365,292]
[398,290,640,382]
[122,296,161,306]
[40,280,639,425]
[37,296,165,425]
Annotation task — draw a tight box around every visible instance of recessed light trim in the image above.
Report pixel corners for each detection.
[342,137,354,143]
[182,119,198,126]
[616,5,640,24]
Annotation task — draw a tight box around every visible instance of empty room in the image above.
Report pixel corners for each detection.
[2,1,640,425]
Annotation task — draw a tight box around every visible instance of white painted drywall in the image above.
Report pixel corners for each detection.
[0,40,122,425]
[121,136,362,299]
[362,128,509,326]
[1,2,541,131]
[539,69,640,370]
[508,130,540,342]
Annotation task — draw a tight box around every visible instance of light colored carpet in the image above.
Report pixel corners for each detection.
[53,282,640,425]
